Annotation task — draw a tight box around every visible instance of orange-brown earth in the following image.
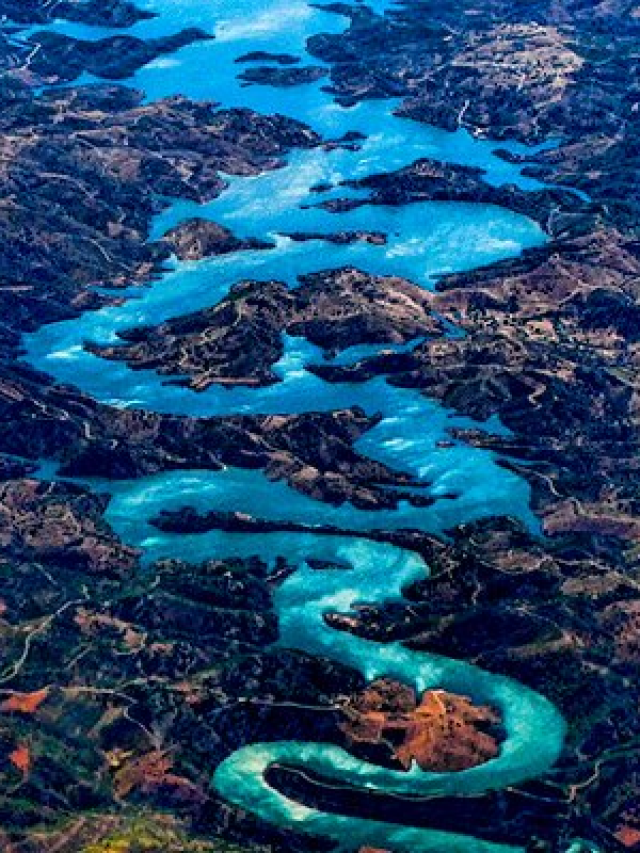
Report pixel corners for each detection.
[339,678,501,772]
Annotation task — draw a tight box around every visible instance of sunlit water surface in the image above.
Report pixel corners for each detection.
[21,1,580,850]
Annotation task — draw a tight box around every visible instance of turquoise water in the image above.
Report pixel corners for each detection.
[22,1,573,850]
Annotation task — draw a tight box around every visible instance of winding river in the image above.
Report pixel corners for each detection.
[24,1,570,850]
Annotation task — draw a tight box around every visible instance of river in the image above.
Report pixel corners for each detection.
[23,2,570,850]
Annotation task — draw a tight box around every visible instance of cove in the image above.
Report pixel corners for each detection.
[22,1,571,850]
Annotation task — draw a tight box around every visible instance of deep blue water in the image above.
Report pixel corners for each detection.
[20,1,586,850]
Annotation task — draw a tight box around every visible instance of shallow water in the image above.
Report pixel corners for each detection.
[23,1,570,850]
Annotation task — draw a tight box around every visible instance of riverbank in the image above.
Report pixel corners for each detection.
[0,1,637,852]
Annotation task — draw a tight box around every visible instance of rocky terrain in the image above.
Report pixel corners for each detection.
[0,0,152,27]
[0,510,362,852]
[316,157,589,231]
[0,365,421,508]
[162,219,274,261]
[147,504,640,849]
[338,678,502,773]
[0,0,639,851]
[88,267,444,388]
[291,7,640,841]
[0,81,319,358]
[282,230,387,245]
[235,52,301,66]
[237,65,327,88]
[20,28,212,86]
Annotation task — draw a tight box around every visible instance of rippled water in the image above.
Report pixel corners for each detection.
[23,1,570,850]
